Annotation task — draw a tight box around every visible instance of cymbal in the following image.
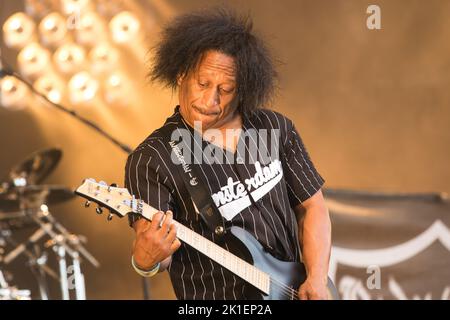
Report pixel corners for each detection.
[8,148,62,186]
[0,185,75,213]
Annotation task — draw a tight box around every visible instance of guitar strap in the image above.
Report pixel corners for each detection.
[158,122,226,241]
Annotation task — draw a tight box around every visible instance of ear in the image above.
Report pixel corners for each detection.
[176,73,185,86]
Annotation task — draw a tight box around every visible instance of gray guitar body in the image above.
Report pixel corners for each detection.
[230,226,340,300]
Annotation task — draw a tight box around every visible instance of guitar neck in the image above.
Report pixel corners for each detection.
[140,203,270,295]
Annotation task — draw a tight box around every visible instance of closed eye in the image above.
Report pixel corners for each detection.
[220,87,234,94]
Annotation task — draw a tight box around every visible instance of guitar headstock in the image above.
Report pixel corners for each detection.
[75,178,139,220]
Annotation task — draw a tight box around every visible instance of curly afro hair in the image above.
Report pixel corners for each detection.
[148,8,278,114]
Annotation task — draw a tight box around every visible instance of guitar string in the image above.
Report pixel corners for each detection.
[269,277,299,300]
[137,205,308,300]
[89,185,326,300]
[164,220,301,299]
[269,276,334,300]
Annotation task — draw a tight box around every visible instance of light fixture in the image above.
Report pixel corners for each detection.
[25,0,52,19]
[17,42,51,80]
[0,76,30,110]
[3,12,36,49]
[89,43,119,75]
[34,74,65,104]
[75,11,106,46]
[109,11,141,44]
[104,72,128,105]
[60,0,91,15]
[53,43,86,74]
[68,71,98,105]
[39,12,67,47]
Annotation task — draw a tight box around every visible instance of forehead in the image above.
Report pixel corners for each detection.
[195,50,236,79]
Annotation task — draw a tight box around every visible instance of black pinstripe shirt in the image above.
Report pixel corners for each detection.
[125,106,324,299]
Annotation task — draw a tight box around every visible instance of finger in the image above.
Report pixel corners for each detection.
[309,292,320,300]
[169,238,182,253]
[150,211,164,232]
[165,222,178,244]
[159,211,173,235]
[298,288,308,300]
[134,218,151,234]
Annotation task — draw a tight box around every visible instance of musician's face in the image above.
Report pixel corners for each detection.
[178,50,238,130]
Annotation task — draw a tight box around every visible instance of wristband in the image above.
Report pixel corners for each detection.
[131,255,160,277]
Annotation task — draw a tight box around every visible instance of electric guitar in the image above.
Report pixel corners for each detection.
[75,178,339,300]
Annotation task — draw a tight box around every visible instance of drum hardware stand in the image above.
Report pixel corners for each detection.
[0,268,31,300]
[32,206,94,300]
[0,269,8,289]
[28,244,50,300]
[36,208,99,268]
[2,223,59,300]
[1,58,154,299]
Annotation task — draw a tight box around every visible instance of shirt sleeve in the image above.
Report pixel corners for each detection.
[124,148,174,227]
[281,118,325,207]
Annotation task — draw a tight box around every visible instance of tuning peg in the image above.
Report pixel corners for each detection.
[107,213,114,221]
[96,207,103,214]
[84,200,91,208]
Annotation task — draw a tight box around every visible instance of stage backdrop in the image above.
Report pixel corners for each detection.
[327,189,450,300]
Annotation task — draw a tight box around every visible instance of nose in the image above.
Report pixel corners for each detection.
[203,87,220,108]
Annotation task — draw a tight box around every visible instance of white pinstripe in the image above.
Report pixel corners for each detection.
[179,245,186,299]
[285,160,311,198]
[247,116,290,248]
[240,127,275,244]
[259,111,292,213]
[145,155,152,204]
[127,153,135,195]
[176,126,225,297]
[209,143,242,299]
[184,239,197,300]
[288,140,316,189]
[292,130,322,186]
[260,111,304,261]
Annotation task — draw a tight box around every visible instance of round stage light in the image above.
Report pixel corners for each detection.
[54,43,86,74]
[34,74,65,104]
[17,42,51,80]
[3,12,36,49]
[39,12,67,47]
[109,11,140,44]
[0,76,29,110]
[75,11,105,46]
[68,71,98,105]
[89,43,119,74]
[104,72,128,104]
[61,0,91,15]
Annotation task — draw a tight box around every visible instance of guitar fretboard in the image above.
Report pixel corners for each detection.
[141,203,270,295]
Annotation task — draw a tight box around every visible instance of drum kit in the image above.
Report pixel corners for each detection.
[0,148,98,300]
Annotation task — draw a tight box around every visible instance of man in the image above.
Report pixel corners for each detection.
[125,9,331,300]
